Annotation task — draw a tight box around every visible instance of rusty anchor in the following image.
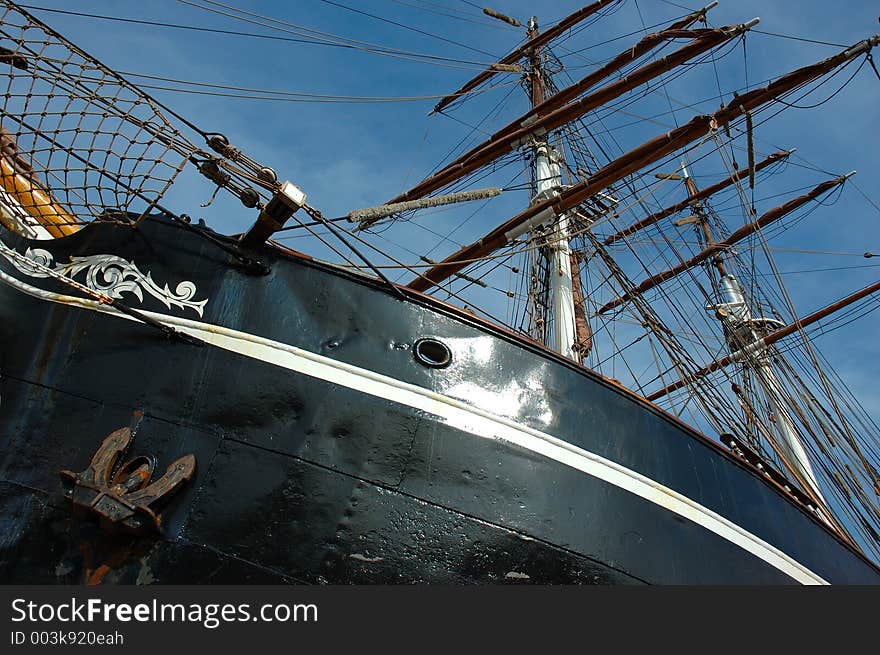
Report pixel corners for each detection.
[60,426,196,536]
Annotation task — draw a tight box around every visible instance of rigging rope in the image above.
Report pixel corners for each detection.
[20,4,497,70]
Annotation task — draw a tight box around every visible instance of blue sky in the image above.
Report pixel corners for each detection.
[22,0,880,420]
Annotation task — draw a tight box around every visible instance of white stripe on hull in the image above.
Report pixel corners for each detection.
[0,268,830,584]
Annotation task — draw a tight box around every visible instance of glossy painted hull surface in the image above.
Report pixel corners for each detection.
[0,217,878,584]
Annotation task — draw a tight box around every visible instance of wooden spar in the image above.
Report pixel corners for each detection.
[0,153,78,238]
[683,165,728,278]
[603,149,793,246]
[406,36,879,293]
[645,278,880,402]
[364,25,723,236]
[512,8,718,137]
[598,175,849,314]
[379,20,748,222]
[431,0,618,116]
[479,9,717,141]
[404,114,711,292]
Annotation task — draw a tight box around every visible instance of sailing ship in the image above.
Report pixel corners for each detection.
[1,0,879,584]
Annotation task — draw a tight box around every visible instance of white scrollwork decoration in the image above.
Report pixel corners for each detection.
[0,244,208,317]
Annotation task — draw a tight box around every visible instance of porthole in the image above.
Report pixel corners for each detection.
[413,338,452,369]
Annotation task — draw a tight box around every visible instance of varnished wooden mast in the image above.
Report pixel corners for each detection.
[681,164,729,278]
[499,6,717,143]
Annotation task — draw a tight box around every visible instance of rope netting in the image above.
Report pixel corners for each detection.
[0,1,200,236]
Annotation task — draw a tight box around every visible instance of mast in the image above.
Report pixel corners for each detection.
[647,277,880,397]
[407,34,878,293]
[713,273,828,506]
[645,277,880,520]
[678,164,827,507]
[526,16,579,361]
[378,19,752,217]
[604,149,793,246]
[432,0,620,115]
[598,175,850,314]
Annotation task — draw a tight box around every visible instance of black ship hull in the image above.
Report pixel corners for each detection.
[1,216,878,585]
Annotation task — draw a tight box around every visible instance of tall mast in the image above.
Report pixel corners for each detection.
[672,165,828,508]
[526,17,579,361]
[711,271,829,508]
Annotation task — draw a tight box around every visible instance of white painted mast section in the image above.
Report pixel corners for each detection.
[527,16,578,361]
[533,143,577,360]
